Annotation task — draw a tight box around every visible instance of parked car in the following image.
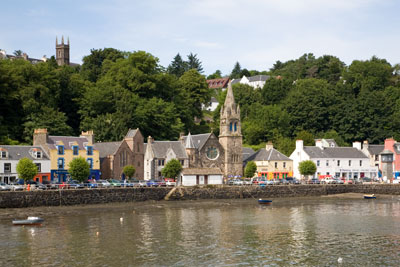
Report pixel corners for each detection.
[285,177,300,184]
[344,179,354,184]
[281,179,290,185]
[243,178,252,185]
[108,179,122,187]
[35,182,47,190]
[67,180,84,189]
[334,179,344,184]
[252,177,267,185]
[146,179,159,187]
[84,180,98,188]
[230,179,244,185]
[97,180,111,188]
[10,182,24,191]
[164,178,176,187]
[158,180,166,187]
[308,178,320,184]
[120,180,134,187]
[321,178,335,184]
[137,180,147,187]
[0,182,11,191]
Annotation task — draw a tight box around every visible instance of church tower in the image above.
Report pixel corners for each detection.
[219,82,243,177]
[56,36,70,66]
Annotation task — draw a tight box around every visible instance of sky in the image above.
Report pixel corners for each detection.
[1,0,400,76]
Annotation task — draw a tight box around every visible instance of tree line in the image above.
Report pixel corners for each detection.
[1,49,400,156]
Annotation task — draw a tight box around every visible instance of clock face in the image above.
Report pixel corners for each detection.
[206,146,219,160]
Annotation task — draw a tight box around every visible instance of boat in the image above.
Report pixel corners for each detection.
[12,216,44,226]
[364,194,376,199]
[258,199,272,204]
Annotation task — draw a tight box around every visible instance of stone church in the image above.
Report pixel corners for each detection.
[144,83,248,185]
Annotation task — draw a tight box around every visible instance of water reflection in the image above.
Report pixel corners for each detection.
[1,198,400,266]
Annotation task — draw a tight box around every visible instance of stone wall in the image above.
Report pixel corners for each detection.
[1,184,400,209]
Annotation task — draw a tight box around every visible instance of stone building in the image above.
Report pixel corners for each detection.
[94,129,144,180]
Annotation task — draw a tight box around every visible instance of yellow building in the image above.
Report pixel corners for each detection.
[33,129,100,182]
[246,142,293,180]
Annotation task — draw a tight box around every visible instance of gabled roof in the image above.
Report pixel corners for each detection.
[182,133,212,151]
[149,141,187,159]
[367,144,384,156]
[185,133,195,149]
[94,141,122,158]
[181,168,223,175]
[125,129,138,138]
[47,136,93,150]
[304,147,368,159]
[0,145,50,160]
[247,148,291,162]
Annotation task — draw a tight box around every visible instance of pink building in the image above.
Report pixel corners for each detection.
[383,138,400,178]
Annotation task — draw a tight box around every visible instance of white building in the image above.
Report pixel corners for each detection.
[231,75,270,89]
[290,139,378,181]
[0,145,51,184]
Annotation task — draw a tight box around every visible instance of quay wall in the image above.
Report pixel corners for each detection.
[1,184,400,208]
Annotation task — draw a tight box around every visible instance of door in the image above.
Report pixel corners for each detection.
[199,175,204,185]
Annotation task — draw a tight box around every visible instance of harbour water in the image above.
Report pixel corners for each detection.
[1,195,400,266]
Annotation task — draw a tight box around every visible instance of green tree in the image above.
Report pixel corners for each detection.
[161,159,182,179]
[299,160,317,180]
[207,70,222,79]
[81,48,124,82]
[68,157,90,182]
[123,165,136,179]
[16,158,38,183]
[244,161,257,178]
[186,53,203,73]
[167,53,187,77]
[230,62,241,79]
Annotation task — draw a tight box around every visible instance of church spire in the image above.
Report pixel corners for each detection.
[224,82,236,106]
[185,132,195,149]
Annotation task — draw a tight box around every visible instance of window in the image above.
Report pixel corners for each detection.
[234,122,237,132]
[283,162,286,168]
[349,160,352,166]
[87,146,93,156]
[0,151,7,158]
[57,158,64,169]
[73,146,79,155]
[274,162,278,168]
[375,155,379,161]
[359,160,362,167]
[137,146,140,152]
[35,163,41,172]
[326,160,329,166]
[180,160,184,165]
[35,151,42,159]
[4,163,11,172]
[58,146,64,155]
[337,160,340,167]
[229,122,233,131]
[317,160,320,167]
[87,158,93,169]
[158,159,165,166]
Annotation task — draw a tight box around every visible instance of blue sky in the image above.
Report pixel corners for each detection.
[1,0,400,75]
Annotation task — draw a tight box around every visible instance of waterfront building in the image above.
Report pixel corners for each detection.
[144,82,244,184]
[382,138,400,178]
[231,75,270,88]
[94,129,144,180]
[0,145,51,184]
[245,142,293,179]
[33,129,100,182]
[290,139,378,181]
[361,140,383,174]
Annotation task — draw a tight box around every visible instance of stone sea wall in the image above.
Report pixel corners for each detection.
[1,184,400,208]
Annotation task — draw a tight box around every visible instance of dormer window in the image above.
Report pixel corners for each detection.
[35,151,42,159]
[73,146,79,155]
[58,145,64,155]
[87,146,93,156]
[0,150,7,158]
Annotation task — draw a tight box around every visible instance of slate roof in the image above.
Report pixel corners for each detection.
[246,148,291,162]
[182,133,211,150]
[248,75,270,82]
[231,78,240,84]
[125,129,138,138]
[367,145,384,156]
[47,136,93,150]
[304,147,368,159]
[150,141,187,159]
[0,145,49,160]
[181,168,223,175]
[242,147,256,162]
[94,142,122,158]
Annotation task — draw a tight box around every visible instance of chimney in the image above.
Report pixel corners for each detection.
[296,140,303,151]
[147,136,154,144]
[353,141,362,150]
[22,53,28,60]
[363,140,369,150]
[315,139,323,149]
[33,128,48,146]
[81,130,95,144]
[265,141,273,151]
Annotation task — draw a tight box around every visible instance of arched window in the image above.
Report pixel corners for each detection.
[229,122,233,131]
[234,122,237,132]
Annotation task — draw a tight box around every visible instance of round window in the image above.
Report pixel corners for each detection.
[206,147,219,160]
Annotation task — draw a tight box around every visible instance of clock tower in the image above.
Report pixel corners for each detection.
[219,82,243,177]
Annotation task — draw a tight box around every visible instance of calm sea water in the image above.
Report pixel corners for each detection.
[1,196,400,266]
